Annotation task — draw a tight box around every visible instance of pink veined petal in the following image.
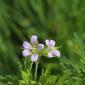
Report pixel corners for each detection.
[31,54,38,62]
[23,41,32,49]
[47,52,53,58]
[38,44,44,51]
[22,49,31,57]
[45,40,55,47]
[52,50,60,57]
[31,35,38,45]
[49,40,55,47]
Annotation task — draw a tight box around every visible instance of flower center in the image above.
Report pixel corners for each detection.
[47,47,56,52]
[32,45,38,54]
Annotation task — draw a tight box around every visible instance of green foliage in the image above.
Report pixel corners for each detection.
[0,0,85,85]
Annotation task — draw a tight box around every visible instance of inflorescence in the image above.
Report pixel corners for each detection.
[22,35,60,62]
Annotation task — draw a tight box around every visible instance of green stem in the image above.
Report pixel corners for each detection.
[34,62,38,80]
[28,62,33,81]
[30,62,33,72]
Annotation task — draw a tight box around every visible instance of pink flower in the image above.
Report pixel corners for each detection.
[22,35,44,62]
[45,40,60,58]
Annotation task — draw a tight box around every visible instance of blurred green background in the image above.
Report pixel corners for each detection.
[0,0,85,85]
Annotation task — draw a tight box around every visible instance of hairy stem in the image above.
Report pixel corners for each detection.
[34,62,38,80]
[30,62,33,72]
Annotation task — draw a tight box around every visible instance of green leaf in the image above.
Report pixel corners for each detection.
[21,71,28,80]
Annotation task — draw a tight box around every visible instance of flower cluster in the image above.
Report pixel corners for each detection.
[22,35,60,62]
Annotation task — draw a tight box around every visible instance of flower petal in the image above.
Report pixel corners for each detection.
[31,54,38,62]
[23,41,32,49]
[22,49,31,57]
[49,40,55,47]
[38,44,44,51]
[45,40,55,47]
[45,40,50,46]
[52,50,60,57]
[31,35,38,44]
[47,52,53,58]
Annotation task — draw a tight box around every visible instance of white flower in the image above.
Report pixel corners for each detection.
[22,35,44,62]
[45,40,60,58]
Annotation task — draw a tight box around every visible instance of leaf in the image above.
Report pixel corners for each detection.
[18,80,25,85]
[21,71,28,80]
